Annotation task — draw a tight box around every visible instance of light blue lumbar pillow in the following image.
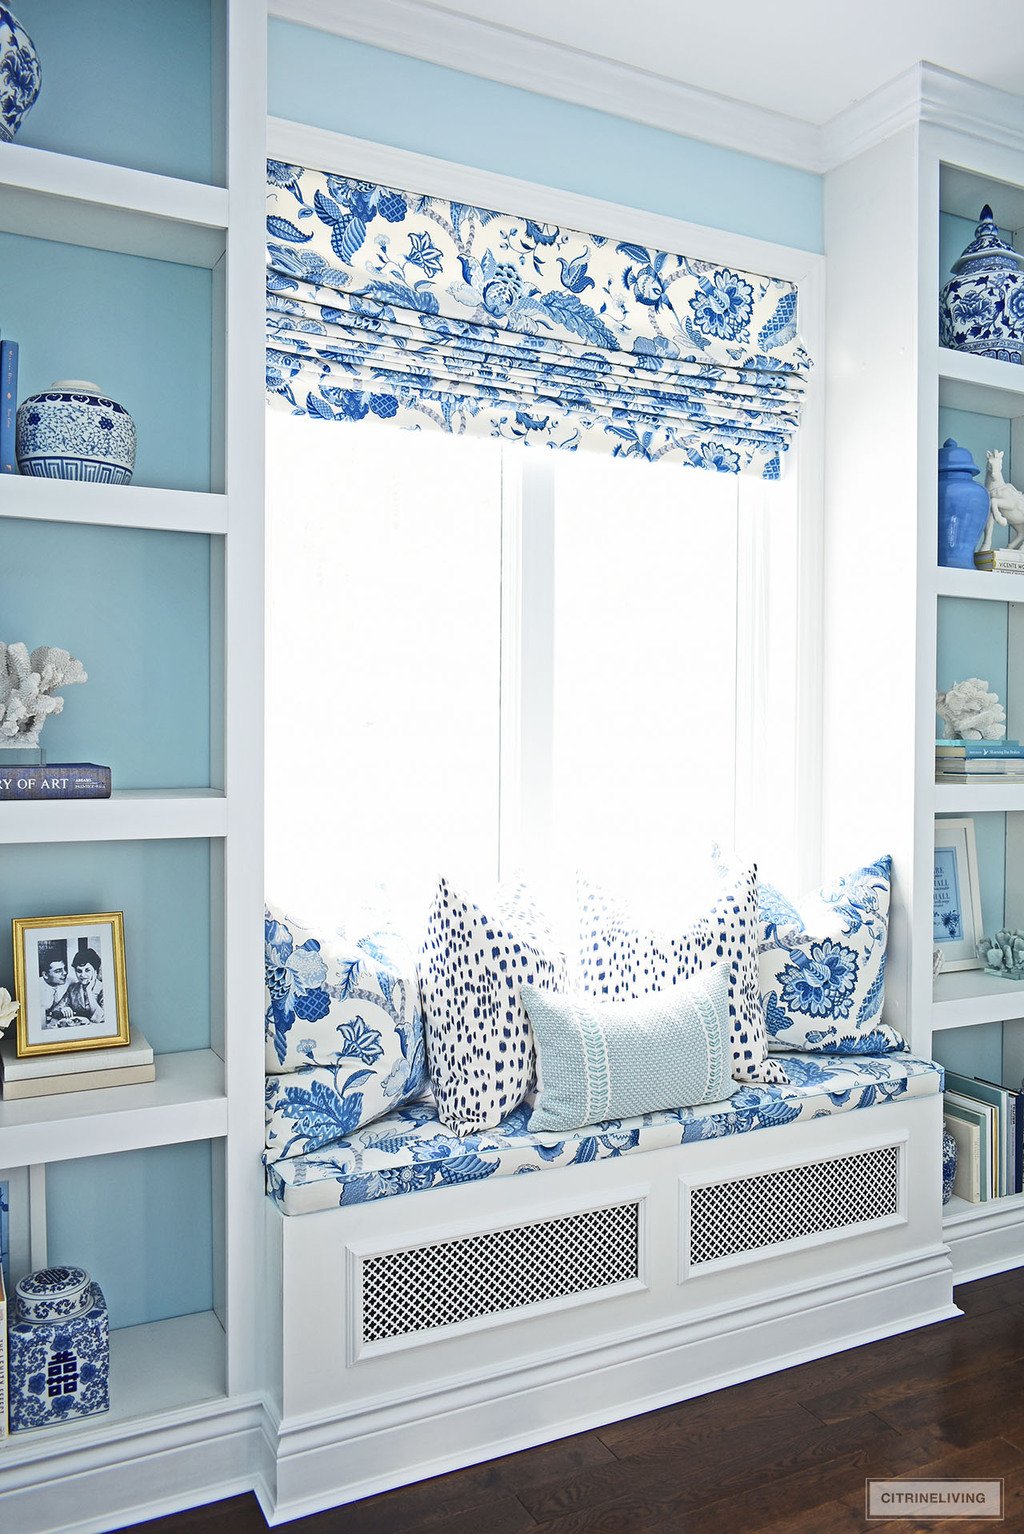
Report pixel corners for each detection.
[521,963,735,1133]
[758,855,906,1055]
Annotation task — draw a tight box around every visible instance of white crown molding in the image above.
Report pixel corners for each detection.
[268,6,1024,175]
[269,0,821,172]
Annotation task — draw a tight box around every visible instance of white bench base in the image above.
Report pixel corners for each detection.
[257,1092,956,1526]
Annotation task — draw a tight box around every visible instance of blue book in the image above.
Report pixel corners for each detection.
[936,739,1024,758]
[0,763,111,800]
[0,339,17,474]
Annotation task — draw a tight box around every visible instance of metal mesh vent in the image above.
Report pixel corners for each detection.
[361,1201,640,1344]
[689,1144,900,1268]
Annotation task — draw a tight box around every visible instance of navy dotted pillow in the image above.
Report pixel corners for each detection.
[577,862,788,1087]
[419,877,568,1136]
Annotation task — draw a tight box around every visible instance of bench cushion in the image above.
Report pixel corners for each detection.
[266,1052,943,1216]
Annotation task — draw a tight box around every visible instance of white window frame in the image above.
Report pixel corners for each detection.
[267,118,826,893]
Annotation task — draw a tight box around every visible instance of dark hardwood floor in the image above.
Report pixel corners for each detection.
[123,1272,1024,1534]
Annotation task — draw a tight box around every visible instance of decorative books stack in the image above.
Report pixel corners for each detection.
[0,763,111,801]
[0,1029,154,1100]
[935,739,1024,784]
[944,1072,1024,1203]
[975,547,1024,573]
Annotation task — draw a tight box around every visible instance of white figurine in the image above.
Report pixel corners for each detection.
[936,676,1006,740]
[0,988,19,1037]
[0,642,87,746]
[979,449,1024,552]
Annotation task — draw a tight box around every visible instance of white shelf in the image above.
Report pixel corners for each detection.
[0,1048,227,1166]
[935,565,1024,603]
[944,1189,1024,1229]
[0,142,228,269]
[933,968,1024,1030]
[0,475,228,535]
[0,789,227,843]
[935,780,1024,813]
[0,1310,227,1463]
[938,347,1024,418]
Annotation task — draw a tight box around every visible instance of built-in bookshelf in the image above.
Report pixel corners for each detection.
[0,3,265,1527]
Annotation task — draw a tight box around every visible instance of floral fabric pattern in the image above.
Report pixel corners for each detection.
[758,856,906,1054]
[266,1051,942,1216]
[265,162,812,480]
[264,904,429,1159]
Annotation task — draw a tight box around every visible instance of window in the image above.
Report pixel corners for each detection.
[266,412,808,936]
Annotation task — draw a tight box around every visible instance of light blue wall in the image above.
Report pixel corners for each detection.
[0,231,213,494]
[267,21,823,253]
[0,521,211,787]
[13,0,217,184]
[933,1022,1004,1086]
[46,1142,214,1329]
[0,839,212,1054]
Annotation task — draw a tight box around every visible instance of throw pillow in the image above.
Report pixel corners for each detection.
[264,905,429,1148]
[419,876,568,1136]
[522,963,734,1132]
[757,855,905,1053]
[577,859,788,1086]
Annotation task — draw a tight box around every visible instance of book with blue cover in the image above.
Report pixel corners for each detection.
[936,740,1024,757]
[0,340,17,474]
[0,763,111,800]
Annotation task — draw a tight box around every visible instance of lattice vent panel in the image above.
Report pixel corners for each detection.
[688,1144,900,1267]
[361,1201,640,1343]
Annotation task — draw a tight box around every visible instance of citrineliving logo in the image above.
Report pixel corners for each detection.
[866,1480,1003,1520]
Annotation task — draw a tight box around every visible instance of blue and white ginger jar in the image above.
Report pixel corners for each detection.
[940,206,1024,365]
[17,380,137,484]
[0,6,41,142]
[942,1126,958,1205]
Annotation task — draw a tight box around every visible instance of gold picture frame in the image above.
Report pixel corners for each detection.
[13,912,130,1057]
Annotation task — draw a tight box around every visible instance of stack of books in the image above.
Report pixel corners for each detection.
[975,547,1024,574]
[0,1029,154,1100]
[944,1071,1024,1203]
[935,739,1024,784]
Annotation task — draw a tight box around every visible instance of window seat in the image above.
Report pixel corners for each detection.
[266,1051,943,1215]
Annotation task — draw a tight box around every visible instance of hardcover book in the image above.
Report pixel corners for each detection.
[946,1073,1017,1197]
[0,763,111,800]
[944,1090,996,1199]
[944,1111,983,1204]
[935,740,1024,757]
[0,1028,154,1100]
[975,548,1024,572]
[0,340,17,475]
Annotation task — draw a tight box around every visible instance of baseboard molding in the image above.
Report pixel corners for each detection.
[0,1397,262,1534]
[261,1245,957,1525]
[945,1199,1024,1285]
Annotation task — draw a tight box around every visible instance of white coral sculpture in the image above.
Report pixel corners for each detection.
[0,642,88,747]
[935,676,1006,740]
[0,988,19,1037]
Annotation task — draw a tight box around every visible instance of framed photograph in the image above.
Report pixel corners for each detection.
[934,819,984,971]
[13,912,130,1057]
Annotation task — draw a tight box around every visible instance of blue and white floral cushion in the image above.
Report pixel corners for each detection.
[577,860,788,1087]
[264,905,429,1160]
[265,1052,943,1216]
[419,877,569,1137]
[758,856,906,1054]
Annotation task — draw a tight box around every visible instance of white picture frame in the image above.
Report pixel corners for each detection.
[934,818,984,971]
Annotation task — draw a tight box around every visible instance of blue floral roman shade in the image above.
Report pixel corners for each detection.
[266,161,812,479]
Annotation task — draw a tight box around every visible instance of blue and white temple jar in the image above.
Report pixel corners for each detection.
[8,1268,110,1431]
[16,381,137,484]
[940,206,1024,365]
[0,6,41,142]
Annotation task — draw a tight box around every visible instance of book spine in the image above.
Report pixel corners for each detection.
[0,764,111,800]
[0,340,17,475]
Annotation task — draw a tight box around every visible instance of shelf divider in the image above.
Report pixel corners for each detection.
[0,790,227,844]
[0,476,228,535]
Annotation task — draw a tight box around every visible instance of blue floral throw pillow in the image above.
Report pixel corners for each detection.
[758,856,906,1054]
[264,904,429,1161]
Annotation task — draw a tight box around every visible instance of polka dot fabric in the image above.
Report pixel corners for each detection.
[577,862,788,1087]
[419,877,569,1136]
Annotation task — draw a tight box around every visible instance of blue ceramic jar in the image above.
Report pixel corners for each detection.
[16,380,137,484]
[0,6,41,142]
[7,1268,110,1431]
[942,1127,958,1205]
[937,438,990,568]
[940,206,1024,365]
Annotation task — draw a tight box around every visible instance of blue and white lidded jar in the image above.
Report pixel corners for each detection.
[8,1267,110,1431]
[16,381,137,484]
[940,206,1024,365]
[0,7,41,143]
[942,1127,958,1206]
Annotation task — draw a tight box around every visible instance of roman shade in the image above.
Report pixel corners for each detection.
[266,160,812,479]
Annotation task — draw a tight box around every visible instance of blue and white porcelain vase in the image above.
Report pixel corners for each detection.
[937,438,990,568]
[942,1127,958,1205]
[8,1269,110,1431]
[16,381,137,484]
[0,6,41,142]
[940,206,1024,365]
